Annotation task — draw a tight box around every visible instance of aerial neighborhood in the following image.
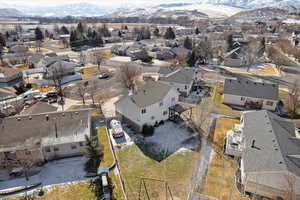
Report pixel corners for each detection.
[0,1,300,200]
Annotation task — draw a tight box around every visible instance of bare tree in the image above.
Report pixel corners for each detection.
[80,52,87,66]
[78,82,88,105]
[288,80,300,118]
[243,41,260,72]
[92,52,103,72]
[120,63,141,92]
[88,80,97,105]
[267,46,286,74]
[51,64,64,103]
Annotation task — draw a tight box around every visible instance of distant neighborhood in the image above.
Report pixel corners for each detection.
[0,2,300,200]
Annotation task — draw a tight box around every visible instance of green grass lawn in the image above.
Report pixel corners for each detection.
[116,145,198,200]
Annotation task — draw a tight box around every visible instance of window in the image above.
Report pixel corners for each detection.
[71,145,77,149]
[159,102,163,107]
[241,97,245,101]
[141,109,146,114]
[54,147,59,152]
[45,147,51,153]
[266,101,274,106]
[163,111,168,116]
[151,116,155,120]
[79,142,84,147]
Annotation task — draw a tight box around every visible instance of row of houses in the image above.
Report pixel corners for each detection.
[225,110,300,199]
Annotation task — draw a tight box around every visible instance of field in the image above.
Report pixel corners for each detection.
[117,145,198,200]
[202,118,250,200]
[3,182,97,200]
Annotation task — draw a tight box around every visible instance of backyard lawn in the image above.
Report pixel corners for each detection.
[3,182,97,200]
[213,85,232,110]
[221,64,279,76]
[116,145,198,200]
[202,118,250,200]
[97,127,114,167]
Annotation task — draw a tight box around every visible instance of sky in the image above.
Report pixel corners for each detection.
[0,0,200,7]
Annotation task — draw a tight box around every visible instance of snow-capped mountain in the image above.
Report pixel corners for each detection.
[0,8,25,17]
[104,3,244,19]
[197,0,300,9]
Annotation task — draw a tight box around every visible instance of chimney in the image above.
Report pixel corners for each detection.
[251,140,256,148]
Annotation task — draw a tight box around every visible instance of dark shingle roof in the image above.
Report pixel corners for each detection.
[159,67,195,85]
[242,110,300,177]
[21,102,57,115]
[223,79,279,100]
[117,81,172,108]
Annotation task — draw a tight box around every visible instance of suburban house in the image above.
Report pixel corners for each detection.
[115,80,179,131]
[43,60,79,79]
[0,109,92,169]
[21,101,58,115]
[222,79,279,111]
[0,67,24,88]
[158,67,198,97]
[225,110,300,199]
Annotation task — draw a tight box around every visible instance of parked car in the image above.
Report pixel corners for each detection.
[110,119,125,138]
[9,168,23,177]
[98,72,110,79]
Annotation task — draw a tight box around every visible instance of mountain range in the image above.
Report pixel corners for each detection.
[1,0,300,18]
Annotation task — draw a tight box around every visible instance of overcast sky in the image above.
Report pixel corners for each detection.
[0,0,200,7]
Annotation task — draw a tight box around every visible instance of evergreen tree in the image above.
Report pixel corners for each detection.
[60,26,69,35]
[195,27,200,35]
[183,36,192,50]
[35,27,44,41]
[77,22,85,35]
[93,33,103,47]
[153,27,160,37]
[164,27,176,40]
[226,34,234,51]
[84,135,103,174]
[118,30,122,38]
[187,51,197,67]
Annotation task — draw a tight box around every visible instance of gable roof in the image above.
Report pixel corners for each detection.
[0,109,91,148]
[21,102,57,115]
[223,79,279,100]
[242,110,300,177]
[116,81,172,108]
[158,67,195,85]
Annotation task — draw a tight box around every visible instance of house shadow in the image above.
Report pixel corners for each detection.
[132,121,200,162]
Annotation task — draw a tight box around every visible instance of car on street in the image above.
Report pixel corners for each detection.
[98,72,110,79]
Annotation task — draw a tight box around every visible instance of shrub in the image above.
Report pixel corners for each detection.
[142,124,154,136]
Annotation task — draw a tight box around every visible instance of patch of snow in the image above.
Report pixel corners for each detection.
[0,157,87,192]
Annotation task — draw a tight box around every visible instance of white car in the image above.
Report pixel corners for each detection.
[110,119,125,138]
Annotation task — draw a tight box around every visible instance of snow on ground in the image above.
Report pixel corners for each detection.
[136,121,200,161]
[0,157,87,191]
[109,56,132,63]
[167,3,244,18]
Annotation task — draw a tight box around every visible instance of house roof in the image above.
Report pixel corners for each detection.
[117,81,172,108]
[241,110,300,177]
[21,102,57,115]
[0,109,91,148]
[158,67,195,85]
[0,67,21,78]
[223,79,279,100]
[47,60,79,70]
